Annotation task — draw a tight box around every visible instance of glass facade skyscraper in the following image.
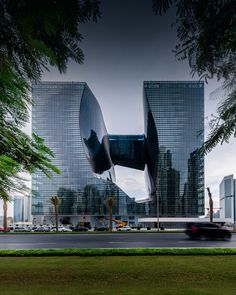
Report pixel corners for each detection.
[13,195,31,223]
[32,82,145,226]
[143,81,204,217]
[32,80,204,225]
[220,175,236,224]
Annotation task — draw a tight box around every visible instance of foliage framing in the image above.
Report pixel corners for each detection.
[153,0,236,153]
[0,0,100,197]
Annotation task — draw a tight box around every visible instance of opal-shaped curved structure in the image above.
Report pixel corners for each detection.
[80,81,204,217]
[80,86,159,201]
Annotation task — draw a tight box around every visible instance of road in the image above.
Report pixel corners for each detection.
[0,233,235,249]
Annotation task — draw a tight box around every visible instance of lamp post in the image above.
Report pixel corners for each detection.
[156,189,160,232]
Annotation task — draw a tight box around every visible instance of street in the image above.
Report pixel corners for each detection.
[0,232,235,249]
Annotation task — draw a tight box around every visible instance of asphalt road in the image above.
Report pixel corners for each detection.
[0,233,235,249]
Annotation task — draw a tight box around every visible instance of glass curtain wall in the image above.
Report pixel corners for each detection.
[143,81,204,217]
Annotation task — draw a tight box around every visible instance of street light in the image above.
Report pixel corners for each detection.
[156,189,160,232]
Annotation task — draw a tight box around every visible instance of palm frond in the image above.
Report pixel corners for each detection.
[176,0,193,17]
[203,89,236,154]
[49,196,61,206]
[152,0,173,15]
[104,197,116,209]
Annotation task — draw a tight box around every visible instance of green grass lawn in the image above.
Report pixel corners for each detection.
[0,256,235,295]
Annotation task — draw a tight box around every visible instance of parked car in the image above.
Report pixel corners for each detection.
[130,226,141,230]
[51,226,72,232]
[185,222,231,240]
[94,227,109,232]
[72,226,89,232]
[0,227,11,232]
[60,226,72,232]
[33,227,50,232]
[117,226,131,232]
[14,227,31,232]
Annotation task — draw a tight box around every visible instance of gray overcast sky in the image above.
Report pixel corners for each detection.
[42,0,236,210]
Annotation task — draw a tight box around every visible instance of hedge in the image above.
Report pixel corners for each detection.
[0,248,235,257]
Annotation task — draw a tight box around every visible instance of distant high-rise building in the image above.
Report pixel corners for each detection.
[143,81,205,217]
[14,197,24,223]
[14,196,31,223]
[32,82,144,226]
[220,175,236,224]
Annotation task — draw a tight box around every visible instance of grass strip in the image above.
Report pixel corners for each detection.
[0,247,236,257]
[0,256,236,294]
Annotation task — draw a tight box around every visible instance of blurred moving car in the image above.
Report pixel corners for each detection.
[117,226,131,232]
[185,222,231,240]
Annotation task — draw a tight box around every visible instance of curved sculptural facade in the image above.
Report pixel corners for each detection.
[80,81,204,217]
[80,93,159,203]
[32,82,147,226]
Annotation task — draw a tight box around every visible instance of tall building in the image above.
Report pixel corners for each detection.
[32,82,144,226]
[14,196,31,223]
[32,81,204,225]
[220,175,236,224]
[143,81,204,217]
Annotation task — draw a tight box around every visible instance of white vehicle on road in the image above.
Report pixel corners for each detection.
[50,226,72,232]
[117,226,132,232]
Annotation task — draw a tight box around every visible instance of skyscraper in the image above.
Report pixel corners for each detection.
[14,196,31,223]
[32,81,204,226]
[32,82,142,226]
[143,81,204,217]
[220,175,236,224]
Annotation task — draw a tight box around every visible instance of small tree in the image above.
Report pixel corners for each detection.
[0,155,28,231]
[104,197,116,232]
[0,188,9,232]
[3,200,8,231]
[49,196,61,232]
[206,187,214,223]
